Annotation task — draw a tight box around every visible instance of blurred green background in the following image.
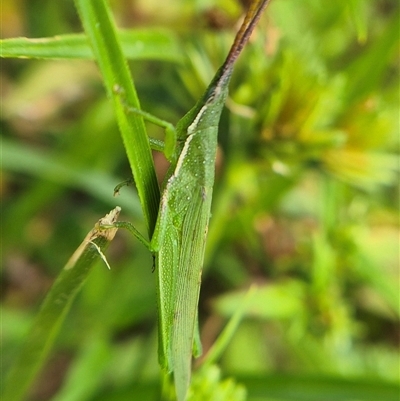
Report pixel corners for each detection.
[1,0,399,400]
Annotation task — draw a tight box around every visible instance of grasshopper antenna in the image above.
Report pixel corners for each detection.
[219,0,271,84]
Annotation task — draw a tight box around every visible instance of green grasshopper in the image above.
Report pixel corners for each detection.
[112,1,270,399]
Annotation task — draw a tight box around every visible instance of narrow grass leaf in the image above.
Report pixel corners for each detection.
[1,138,142,217]
[1,207,121,401]
[74,0,160,235]
[242,374,400,401]
[0,29,183,62]
[202,286,258,367]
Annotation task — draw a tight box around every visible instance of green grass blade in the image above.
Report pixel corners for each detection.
[347,0,368,43]
[242,374,400,401]
[1,208,121,401]
[1,138,142,218]
[344,7,400,104]
[51,336,112,401]
[202,286,257,367]
[0,29,183,62]
[74,0,160,235]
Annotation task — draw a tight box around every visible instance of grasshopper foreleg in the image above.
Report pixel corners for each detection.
[113,85,177,161]
[124,105,177,162]
[100,221,151,250]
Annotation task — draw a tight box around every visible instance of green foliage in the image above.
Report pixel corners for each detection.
[74,0,160,235]
[0,30,183,62]
[188,365,247,401]
[2,208,121,401]
[1,0,398,400]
